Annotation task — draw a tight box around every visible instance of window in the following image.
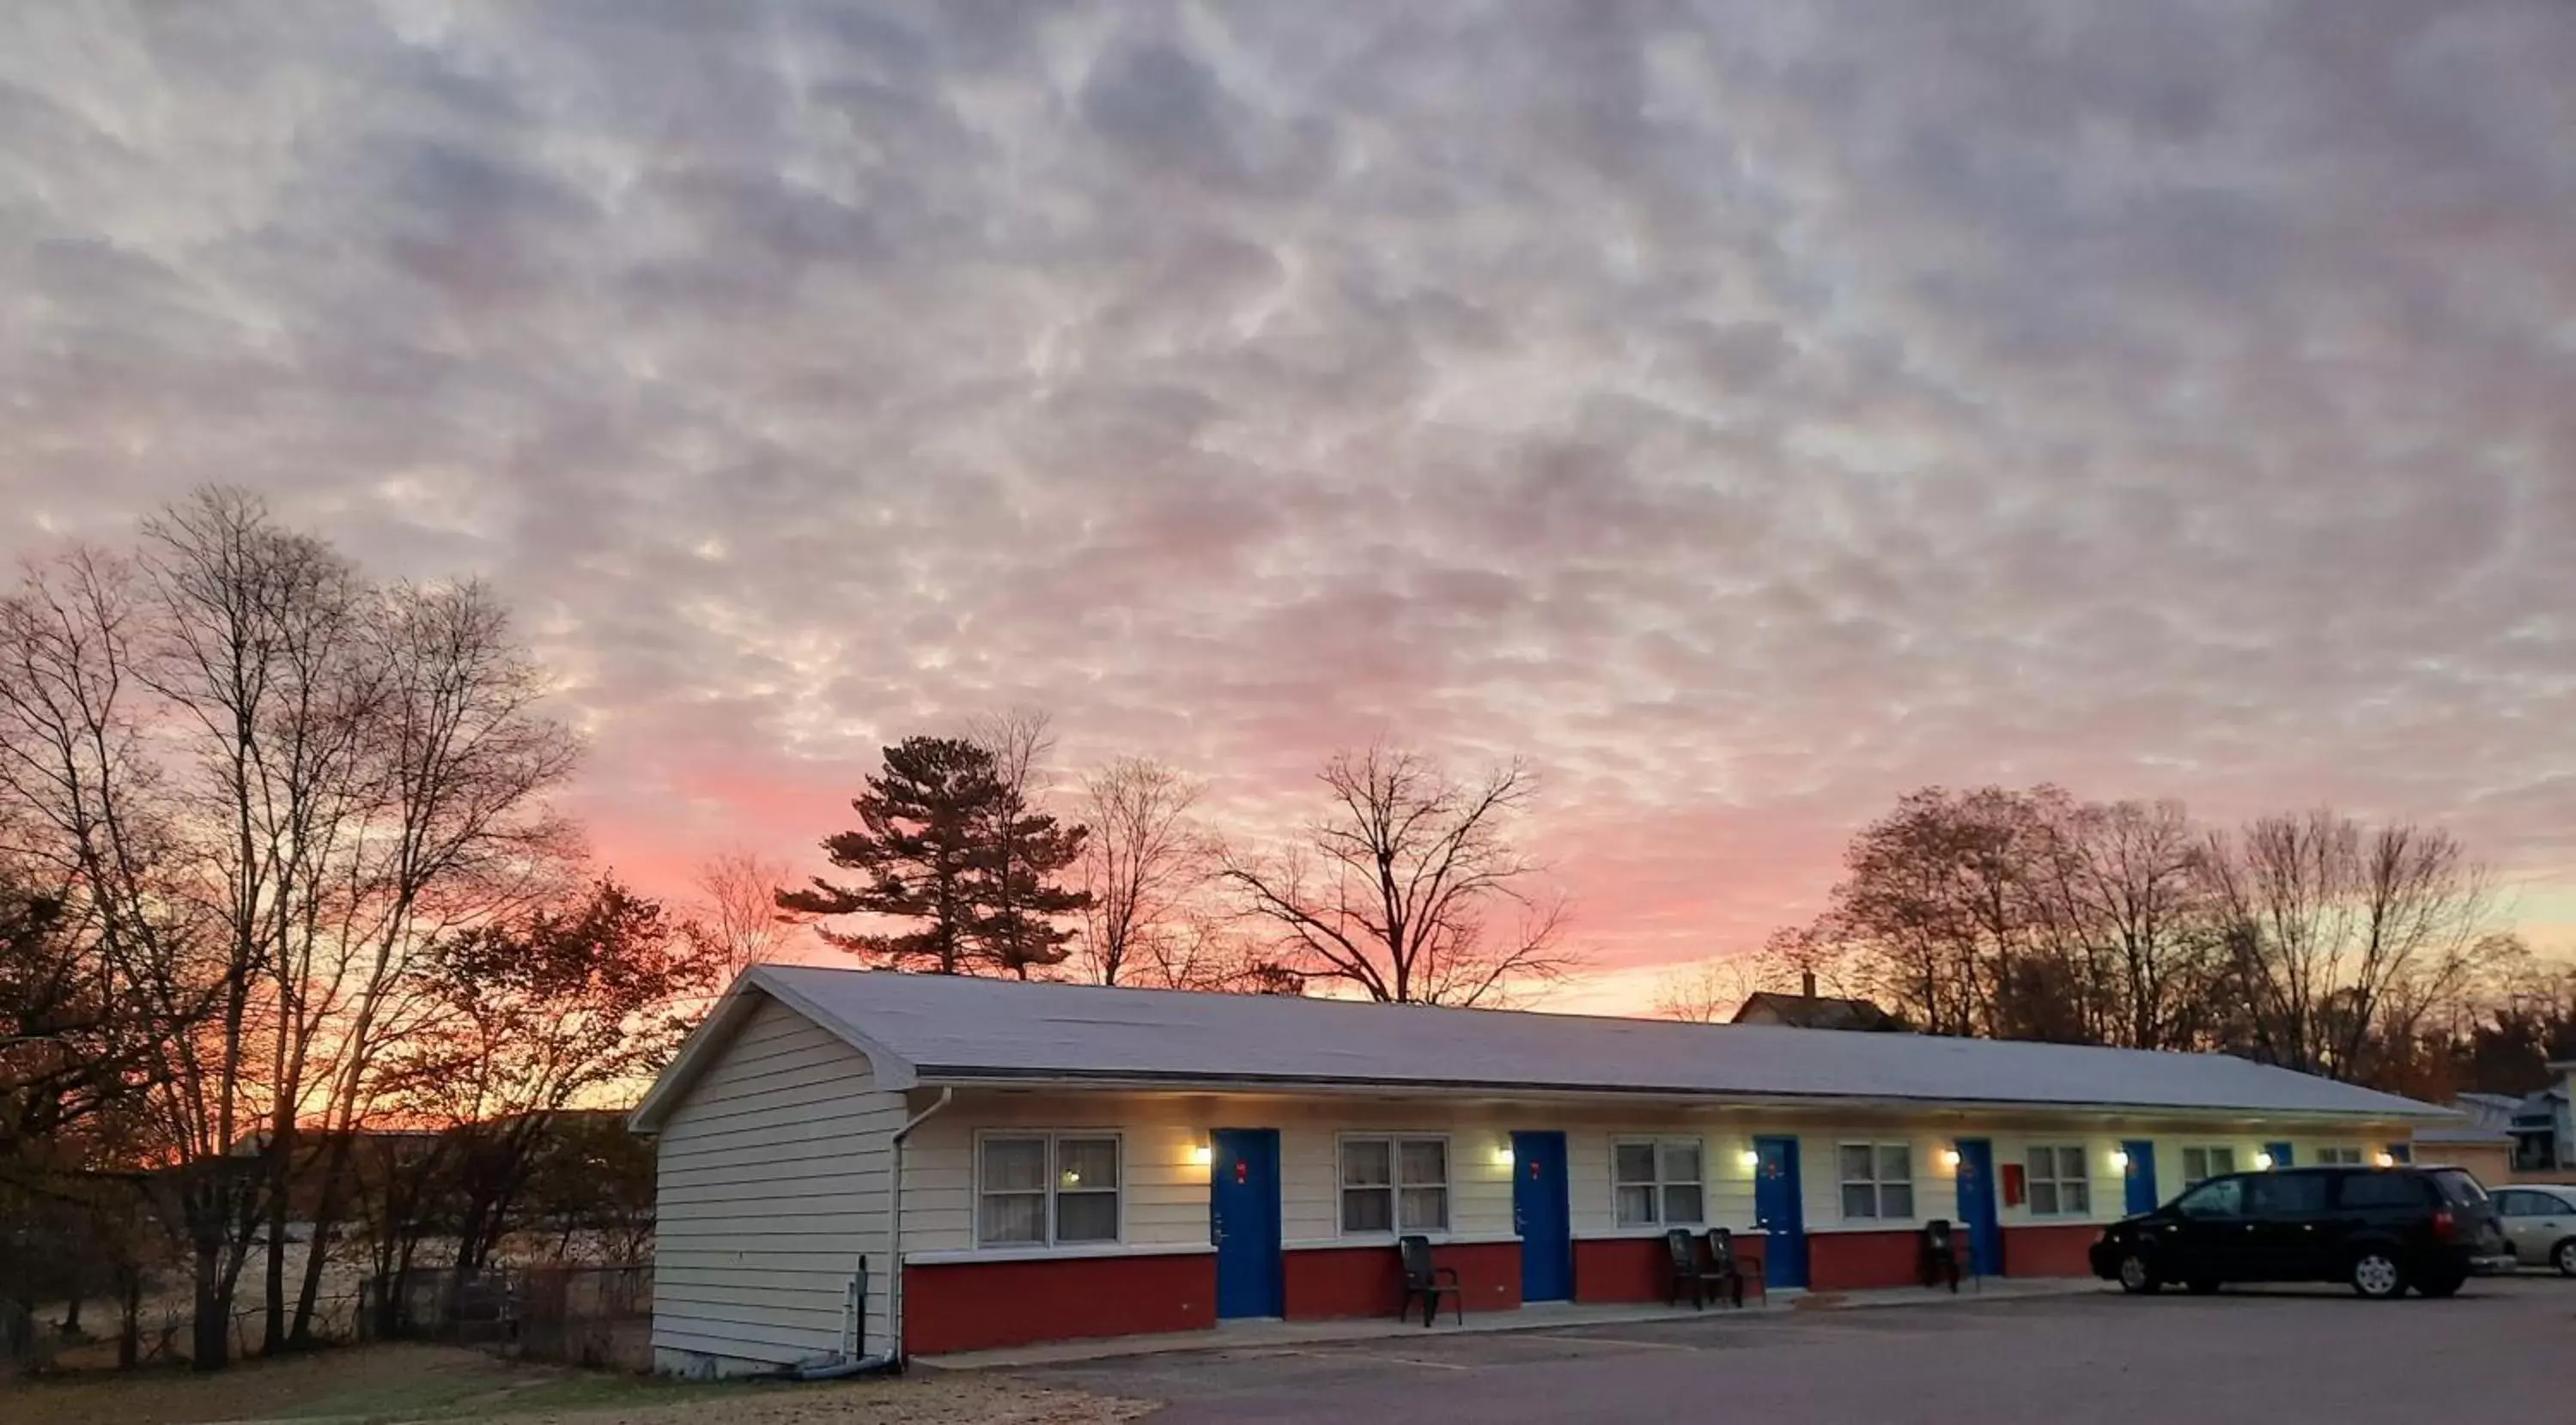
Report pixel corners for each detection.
[2246,1173,2329,1217]
[1614,1138,1707,1228]
[2337,1173,2429,1210]
[1341,1136,1449,1235]
[2429,1168,2489,1206]
[1838,1143,1915,1221]
[2179,1145,2237,1186]
[2314,1146,2364,1166]
[2026,1145,2092,1218]
[977,1134,1121,1247]
[2492,1190,2546,1218]
[2176,1177,2244,1221]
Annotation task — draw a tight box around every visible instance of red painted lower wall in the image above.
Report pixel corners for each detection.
[2002,1223,2099,1278]
[1807,1229,1933,1291]
[1572,1234,1772,1303]
[904,1252,1215,1356]
[1572,1237,1665,1303]
[1284,1241,1522,1319]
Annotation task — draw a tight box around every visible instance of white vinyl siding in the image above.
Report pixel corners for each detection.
[652,997,901,1375]
[902,1102,1200,1255]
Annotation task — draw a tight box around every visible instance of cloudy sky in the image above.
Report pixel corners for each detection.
[5,1,2573,1008]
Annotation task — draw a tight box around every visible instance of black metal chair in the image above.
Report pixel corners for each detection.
[1398,1234,1462,1326]
[1664,1228,1719,1309]
[1920,1219,1963,1293]
[1704,1227,1759,1307]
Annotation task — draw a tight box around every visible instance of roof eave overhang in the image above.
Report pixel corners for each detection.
[629,967,924,1134]
[908,1067,2456,1125]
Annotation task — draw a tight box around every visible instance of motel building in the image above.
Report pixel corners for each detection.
[629,967,2451,1374]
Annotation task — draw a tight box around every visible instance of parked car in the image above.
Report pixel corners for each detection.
[2488,1184,2576,1276]
[2089,1165,2510,1300]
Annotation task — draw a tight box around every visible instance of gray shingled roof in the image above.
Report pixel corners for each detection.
[711,966,2450,1123]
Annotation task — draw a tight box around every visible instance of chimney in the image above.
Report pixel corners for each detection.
[1801,969,1818,999]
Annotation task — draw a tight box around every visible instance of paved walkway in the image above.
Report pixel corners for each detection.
[915,1276,2104,1370]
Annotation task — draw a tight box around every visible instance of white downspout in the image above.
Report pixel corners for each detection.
[888,1087,954,1367]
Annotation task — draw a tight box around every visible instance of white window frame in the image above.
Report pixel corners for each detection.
[1613,1137,1709,1228]
[975,1130,1124,1249]
[2025,1144,2093,1219]
[1339,1134,1451,1237]
[2314,1146,2364,1166]
[2179,1144,2238,1187]
[1837,1141,1917,1222]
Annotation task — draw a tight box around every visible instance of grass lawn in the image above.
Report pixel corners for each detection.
[1,1343,1149,1425]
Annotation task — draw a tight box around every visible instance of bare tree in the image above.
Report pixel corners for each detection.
[690,848,807,985]
[1651,957,1753,1023]
[965,707,1082,975]
[1077,756,1212,985]
[0,492,580,1367]
[2198,811,2497,1082]
[283,579,579,1345]
[1223,744,1575,1006]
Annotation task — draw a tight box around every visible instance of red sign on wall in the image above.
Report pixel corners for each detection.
[2001,1162,2026,1207]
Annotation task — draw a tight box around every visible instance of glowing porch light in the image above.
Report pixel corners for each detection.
[2109,1149,2129,1171]
[2253,1151,2275,1171]
[1939,1147,1962,1169]
[1191,1143,1214,1167]
[1739,1149,1760,1170]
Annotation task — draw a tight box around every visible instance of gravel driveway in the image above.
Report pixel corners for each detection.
[1022,1277,2574,1425]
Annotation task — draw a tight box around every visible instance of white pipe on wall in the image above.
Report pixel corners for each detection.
[888,1086,954,1366]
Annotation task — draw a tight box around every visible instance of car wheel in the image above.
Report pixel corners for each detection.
[2116,1252,2160,1295]
[2415,1271,2464,1299]
[2554,1240,2576,1279]
[2349,1250,2406,1301]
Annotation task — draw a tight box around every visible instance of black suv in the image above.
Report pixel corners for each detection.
[2089,1165,2509,1300]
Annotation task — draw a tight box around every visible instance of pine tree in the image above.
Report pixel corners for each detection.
[979,788,1088,978]
[782,736,1091,975]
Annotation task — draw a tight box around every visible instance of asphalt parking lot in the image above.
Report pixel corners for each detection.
[1022,1276,2575,1424]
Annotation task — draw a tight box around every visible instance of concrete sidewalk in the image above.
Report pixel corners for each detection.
[915,1276,2107,1371]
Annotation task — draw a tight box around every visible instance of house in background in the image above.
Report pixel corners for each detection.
[629,967,2453,1376]
[1729,973,1905,1032]
[2455,1077,2574,1176]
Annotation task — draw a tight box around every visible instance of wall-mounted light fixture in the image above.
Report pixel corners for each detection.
[1939,1147,1963,1170]
[1739,1149,1761,1171]
[2373,1151,2396,1169]
[2109,1149,2130,1172]
[1495,1143,1516,1168]
[1191,1142,1214,1167]
[2252,1151,2275,1171]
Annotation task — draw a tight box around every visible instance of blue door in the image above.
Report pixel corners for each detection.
[1953,1139,2002,1276]
[2387,1143,2411,1164]
[2121,1140,2160,1216]
[1752,1136,1807,1289]
[1512,1131,1571,1302]
[1210,1129,1282,1319]
[2263,1140,2294,1170]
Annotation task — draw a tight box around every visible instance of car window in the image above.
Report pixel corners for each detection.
[2491,1190,2533,1216]
[2176,1176,2244,1220]
[2430,1169,2489,1206]
[2336,1173,2430,1210]
[2246,1173,2330,1216]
